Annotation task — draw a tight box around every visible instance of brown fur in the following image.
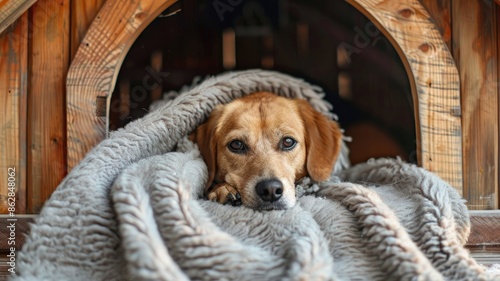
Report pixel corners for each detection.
[190,92,342,210]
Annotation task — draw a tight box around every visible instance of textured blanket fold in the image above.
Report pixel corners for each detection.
[13,70,498,281]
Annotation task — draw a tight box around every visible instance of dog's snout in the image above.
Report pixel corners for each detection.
[255,179,283,202]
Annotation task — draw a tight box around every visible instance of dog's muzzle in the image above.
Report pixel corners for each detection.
[255,179,283,202]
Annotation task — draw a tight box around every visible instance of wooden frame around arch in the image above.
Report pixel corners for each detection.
[66,0,463,192]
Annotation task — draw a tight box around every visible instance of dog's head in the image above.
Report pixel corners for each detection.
[191,92,342,210]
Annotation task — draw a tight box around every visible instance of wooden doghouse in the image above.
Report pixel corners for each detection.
[64,0,494,210]
[71,0,462,184]
[1,0,500,271]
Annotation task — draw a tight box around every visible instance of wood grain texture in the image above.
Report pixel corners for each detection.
[67,0,177,169]
[70,0,106,59]
[0,14,28,214]
[348,0,463,192]
[452,0,498,210]
[0,215,35,250]
[0,215,35,278]
[27,0,70,213]
[418,0,451,50]
[0,0,37,35]
[468,211,500,246]
[496,0,500,210]
[67,0,463,194]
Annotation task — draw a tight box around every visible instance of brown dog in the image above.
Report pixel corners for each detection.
[190,92,342,210]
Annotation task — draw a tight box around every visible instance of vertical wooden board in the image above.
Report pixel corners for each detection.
[497,1,500,209]
[28,0,70,213]
[418,0,451,50]
[70,0,106,59]
[452,0,498,210]
[0,14,28,214]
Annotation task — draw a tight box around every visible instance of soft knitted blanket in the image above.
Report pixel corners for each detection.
[12,70,498,281]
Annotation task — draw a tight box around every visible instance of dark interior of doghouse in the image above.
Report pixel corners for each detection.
[109,0,416,165]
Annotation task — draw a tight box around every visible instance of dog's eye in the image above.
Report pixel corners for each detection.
[228,140,248,153]
[280,137,297,151]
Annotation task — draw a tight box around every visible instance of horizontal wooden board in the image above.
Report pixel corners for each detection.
[468,247,500,265]
[468,211,500,246]
[0,215,35,250]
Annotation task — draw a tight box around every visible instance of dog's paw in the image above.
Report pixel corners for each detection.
[207,183,242,206]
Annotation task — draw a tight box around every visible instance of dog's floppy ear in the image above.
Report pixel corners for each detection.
[297,100,342,182]
[189,107,223,189]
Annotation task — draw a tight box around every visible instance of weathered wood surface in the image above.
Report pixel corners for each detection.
[67,0,178,169]
[348,0,463,192]
[0,0,37,35]
[67,0,463,199]
[468,211,500,246]
[0,215,36,278]
[418,0,451,50]
[496,0,500,210]
[70,0,106,59]
[27,0,70,213]
[0,14,28,214]
[452,0,498,210]
[0,215,35,250]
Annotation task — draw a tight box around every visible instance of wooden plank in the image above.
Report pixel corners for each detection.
[496,0,500,210]
[347,0,463,192]
[67,0,178,169]
[0,0,37,35]
[0,215,35,278]
[452,0,498,210]
[222,29,236,69]
[0,14,28,214]
[27,0,70,213]
[0,252,14,280]
[150,50,163,101]
[468,211,500,246]
[0,215,35,250]
[418,0,451,50]
[70,0,106,59]
[467,210,500,266]
[468,247,500,265]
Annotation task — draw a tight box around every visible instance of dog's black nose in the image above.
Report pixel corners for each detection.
[255,179,283,202]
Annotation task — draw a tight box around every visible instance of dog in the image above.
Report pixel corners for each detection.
[190,92,342,210]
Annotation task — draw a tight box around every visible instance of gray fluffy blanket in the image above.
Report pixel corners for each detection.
[13,70,498,281]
